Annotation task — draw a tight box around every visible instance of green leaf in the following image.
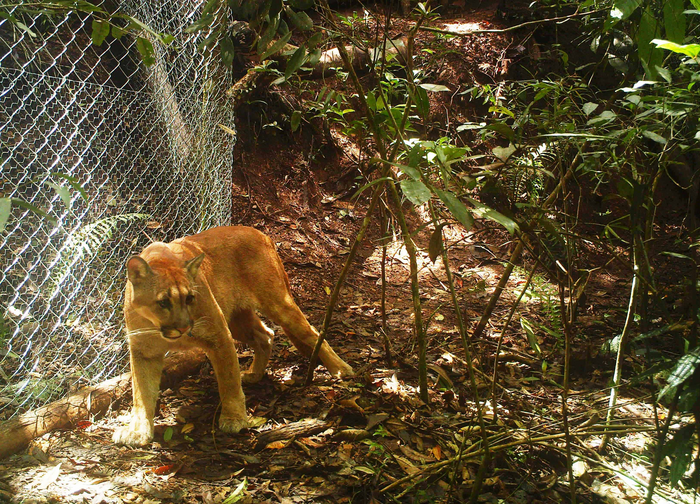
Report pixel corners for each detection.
[51,172,88,202]
[642,130,667,144]
[0,11,36,37]
[659,347,700,400]
[435,189,473,230]
[44,182,72,209]
[220,36,235,68]
[492,144,516,162]
[610,0,642,20]
[521,318,542,356]
[163,427,173,441]
[428,225,445,263]
[185,13,214,33]
[285,7,313,31]
[10,198,55,222]
[400,180,431,206]
[260,31,292,60]
[652,39,700,58]
[222,478,248,504]
[414,86,430,121]
[0,198,11,233]
[291,110,302,132]
[269,0,284,17]
[285,45,307,79]
[656,66,671,83]
[663,0,686,43]
[258,17,280,55]
[307,48,321,66]
[582,102,598,116]
[201,0,219,16]
[638,9,662,79]
[486,122,515,141]
[664,425,694,486]
[387,161,421,180]
[111,25,125,39]
[91,19,110,46]
[587,110,617,126]
[136,37,155,66]
[467,198,518,234]
[418,83,450,92]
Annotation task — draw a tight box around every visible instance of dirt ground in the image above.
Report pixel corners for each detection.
[0,2,695,503]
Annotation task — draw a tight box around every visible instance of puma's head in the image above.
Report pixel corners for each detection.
[126,253,205,340]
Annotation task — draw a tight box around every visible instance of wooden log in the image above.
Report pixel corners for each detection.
[0,349,207,460]
[254,418,331,451]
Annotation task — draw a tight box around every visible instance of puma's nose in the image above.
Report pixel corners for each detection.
[176,326,191,335]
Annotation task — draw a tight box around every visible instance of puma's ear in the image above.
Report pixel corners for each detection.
[126,256,153,285]
[185,253,205,279]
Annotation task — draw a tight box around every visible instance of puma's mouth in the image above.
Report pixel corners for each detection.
[161,327,191,340]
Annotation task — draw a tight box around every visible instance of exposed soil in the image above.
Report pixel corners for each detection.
[1,2,695,504]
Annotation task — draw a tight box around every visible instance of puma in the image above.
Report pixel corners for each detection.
[112,226,354,447]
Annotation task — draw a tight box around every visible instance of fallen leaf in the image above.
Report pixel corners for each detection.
[265,439,292,450]
[39,463,61,488]
[366,413,389,430]
[395,455,419,475]
[181,423,195,434]
[333,429,371,442]
[339,395,364,413]
[152,464,177,475]
[399,444,432,463]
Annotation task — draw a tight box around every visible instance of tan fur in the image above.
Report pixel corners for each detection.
[113,226,353,447]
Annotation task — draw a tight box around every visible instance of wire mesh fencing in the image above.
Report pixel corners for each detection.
[0,1,234,421]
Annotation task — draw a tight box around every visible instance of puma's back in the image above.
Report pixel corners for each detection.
[169,226,293,314]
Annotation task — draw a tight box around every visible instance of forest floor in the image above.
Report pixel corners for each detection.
[0,2,696,504]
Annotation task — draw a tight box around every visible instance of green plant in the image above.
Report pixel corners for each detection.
[49,213,151,296]
[0,1,173,65]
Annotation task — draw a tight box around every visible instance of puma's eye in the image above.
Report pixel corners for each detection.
[157,298,172,309]
[185,294,195,305]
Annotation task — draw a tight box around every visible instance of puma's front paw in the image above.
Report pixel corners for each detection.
[330,361,354,379]
[219,414,250,434]
[112,423,153,447]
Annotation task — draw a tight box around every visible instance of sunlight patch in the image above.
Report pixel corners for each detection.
[442,22,481,34]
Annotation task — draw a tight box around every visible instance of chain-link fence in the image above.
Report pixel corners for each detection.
[0,1,233,421]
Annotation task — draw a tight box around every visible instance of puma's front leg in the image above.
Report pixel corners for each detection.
[113,348,164,446]
[206,335,250,434]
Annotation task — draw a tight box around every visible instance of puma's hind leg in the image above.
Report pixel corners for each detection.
[265,299,354,379]
[229,310,274,384]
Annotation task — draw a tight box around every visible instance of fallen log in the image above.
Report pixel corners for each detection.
[254,418,331,451]
[0,349,207,460]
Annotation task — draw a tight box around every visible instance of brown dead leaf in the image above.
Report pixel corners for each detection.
[399,444,432,463]
[432,445,443,460]
[38,463,61,489]
[334,429,371,442]
[395,455,419,475]
[298,437,325,448]
[366,413,389,430]
[339,395,364,413]
[151,464,178,475]
[265,439,293,450]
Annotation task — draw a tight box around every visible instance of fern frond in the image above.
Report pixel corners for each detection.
[49,213,151,298]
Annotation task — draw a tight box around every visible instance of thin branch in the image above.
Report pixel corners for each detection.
[419,8,607,37]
